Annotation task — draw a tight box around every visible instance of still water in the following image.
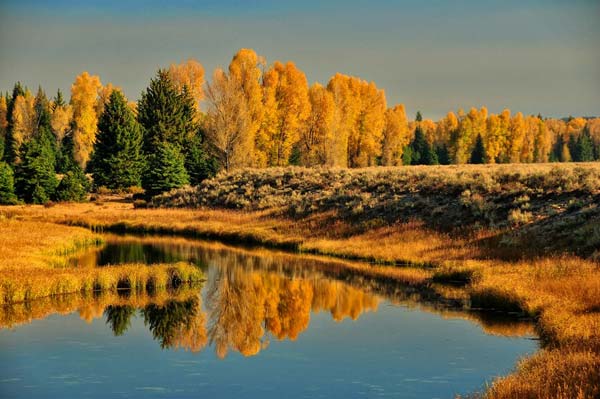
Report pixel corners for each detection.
[0,236,537,398]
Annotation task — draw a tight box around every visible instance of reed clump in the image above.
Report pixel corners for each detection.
[0,262,203,305]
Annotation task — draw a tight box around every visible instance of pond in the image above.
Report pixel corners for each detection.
[0,235,537,398]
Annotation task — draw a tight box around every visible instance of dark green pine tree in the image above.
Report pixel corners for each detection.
[573,130,594,162]
[138,70,191,153]
[4,82,26,165]
[56,133,77,174]
[415,111,423,122]
[53,89,66,108]
[470,134,487,164]
[90,90,145,189]
[33,88,58,161]
[567,134,578,161]
[184,131,219,186]
[551,134,565,162]
[179,86,217,184]
[54,164,90,202]
[410,126,438,165]
[435,144,451,165]
[0,161,19,204]
[142,142,189,197]
[15,135,58,204]
[105,305,136,336]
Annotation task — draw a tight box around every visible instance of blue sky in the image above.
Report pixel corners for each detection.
[0,0,598,118]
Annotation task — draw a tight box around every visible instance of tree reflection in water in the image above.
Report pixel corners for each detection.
[92,264,380,358]
[7,237,535,358]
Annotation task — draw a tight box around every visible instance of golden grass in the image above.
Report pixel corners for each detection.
[484,349,600,399]
[0,213,204,305]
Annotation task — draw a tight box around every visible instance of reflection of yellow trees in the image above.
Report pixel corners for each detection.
[311,279,379,322]
[206,264,379,358]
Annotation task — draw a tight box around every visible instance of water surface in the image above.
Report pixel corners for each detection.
[0,236,537,398]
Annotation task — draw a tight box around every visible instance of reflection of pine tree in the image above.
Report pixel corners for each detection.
[104,305,136,336]
[141,298,199,349]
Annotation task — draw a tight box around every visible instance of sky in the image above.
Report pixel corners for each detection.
[0,0,598,119]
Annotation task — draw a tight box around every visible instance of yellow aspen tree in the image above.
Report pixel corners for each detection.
[348,79,386,167]
[435,111,458,148]
[167,58,205,110]
[381,104,409,166]
[451,107,479,164]
[507,112,526,163]
[327,73,361,167]
[534,118,551,162]
[71,71,102,167]
[228,49,266,167]
[485,114,510,163]
[10,92,36,161]
[496,109,511,162]
[567,117,586,136]
[0,96,7,140]
[420,119,437,144]
[205,68,253,171]
[50,103,73,144]
[298,83,335,166]
[586,118,600,150]
[520,115,538,163]
[261,61,310,166]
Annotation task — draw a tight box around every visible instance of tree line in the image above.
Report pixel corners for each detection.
[1,48,599,204]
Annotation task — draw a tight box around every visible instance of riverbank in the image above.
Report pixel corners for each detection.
[0,217,204,305]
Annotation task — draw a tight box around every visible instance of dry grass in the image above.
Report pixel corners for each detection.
[0,214,204,305]
[483,349,600,399]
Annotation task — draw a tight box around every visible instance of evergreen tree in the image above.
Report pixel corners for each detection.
[415,111,423,122]
[90,91,144,189]
[53,89,66,108]
[184,132,218,186]
[0,161,19,204]
[551,134,565,162]
[574,130,594,162]
[54,164,90,202]
[138,70,193,153]
[567,134,578,161]
[15,136,58,204]
[56,133,77,174]
[435,144,451,165]
[33,88,58,162]
[142,142,189,197]
[409,126,438,165]
[470,134,487,164]
[179,86,217,184]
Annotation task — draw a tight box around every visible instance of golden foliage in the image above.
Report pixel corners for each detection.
[0,96,8,139]
[50,102,73,143]
[205,49,265,170]
[10,92,36,160]
[70,71,102,167]
[298,83,336,166]
[382,104,410,166]
[168,58,205,109]
[261,61,310,166]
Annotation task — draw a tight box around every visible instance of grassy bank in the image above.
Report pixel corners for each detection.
[0,218,204,305]
[1,163,599,397]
